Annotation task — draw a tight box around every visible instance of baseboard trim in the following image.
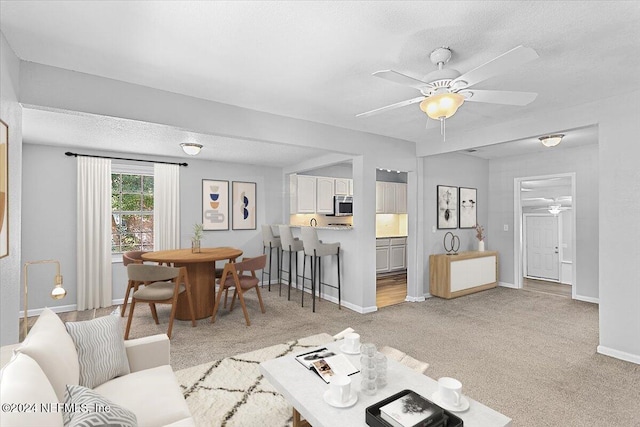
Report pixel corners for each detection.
[21,304,77,317]
[499,281,518,289]
[597,345,640,365]
[405,295,426,302]
[575,295,599,304]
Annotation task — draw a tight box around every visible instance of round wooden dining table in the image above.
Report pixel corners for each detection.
[141,247,243,320]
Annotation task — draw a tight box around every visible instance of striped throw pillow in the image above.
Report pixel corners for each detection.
[63,384,137,427]
[65,315,130,389]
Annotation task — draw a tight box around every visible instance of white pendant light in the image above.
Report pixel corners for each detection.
[539,134,564,147]
[180,143,203,155]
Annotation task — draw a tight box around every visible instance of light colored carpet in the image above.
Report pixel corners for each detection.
[117,285,640,425]
[175,333,334,427]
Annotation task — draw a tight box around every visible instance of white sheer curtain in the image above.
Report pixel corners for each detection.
[154,163,180,250]
[77,157,112,310]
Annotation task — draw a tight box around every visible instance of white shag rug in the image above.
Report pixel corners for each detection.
[175,333,334,427]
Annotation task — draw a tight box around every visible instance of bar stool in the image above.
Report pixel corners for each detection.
[278,225,305,300]
[261,225,281,292]
[300,227,341,312]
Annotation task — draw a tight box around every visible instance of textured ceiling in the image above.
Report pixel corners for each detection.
[21,107,329,167]
[2,1,639,162]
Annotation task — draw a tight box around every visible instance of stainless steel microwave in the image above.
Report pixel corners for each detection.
[331,195,353,216]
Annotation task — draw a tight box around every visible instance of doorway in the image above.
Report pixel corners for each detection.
[514,173,576,299]
[375,169,408,307]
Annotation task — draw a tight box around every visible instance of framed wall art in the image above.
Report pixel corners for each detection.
[202,179,229,230]
[437,185,458,229]
[232,181,256,230]
[459,187,477,229]
[0,119,7,258]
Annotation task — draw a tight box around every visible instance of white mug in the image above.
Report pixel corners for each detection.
[344,333,360,352]
[330,374,351,403]
[438,377,462,407]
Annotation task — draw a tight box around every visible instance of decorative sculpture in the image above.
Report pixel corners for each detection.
[443,232,460,255]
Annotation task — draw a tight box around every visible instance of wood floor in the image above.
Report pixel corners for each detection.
[522,277,572,297]
[376,271,407,308]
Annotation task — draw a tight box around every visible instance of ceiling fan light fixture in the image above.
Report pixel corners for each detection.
[539,134,564,148]
[180,142,203,155]
[420,92,465,120]
[548,204,562,215]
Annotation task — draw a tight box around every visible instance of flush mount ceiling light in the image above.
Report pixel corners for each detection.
[180,143,203,155]
[539,134,564,148]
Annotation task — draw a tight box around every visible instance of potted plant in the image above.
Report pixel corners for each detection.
[192,223,204,253]
[475,223,486,252]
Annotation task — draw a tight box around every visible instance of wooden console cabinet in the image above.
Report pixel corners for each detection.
[429,251,498,299]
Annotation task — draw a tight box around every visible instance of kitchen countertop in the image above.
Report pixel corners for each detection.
[285,224,354,230]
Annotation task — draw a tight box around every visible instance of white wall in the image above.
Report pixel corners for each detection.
[489,143,598,300]
[597,94,640,364]
[0,32,22,345]
[423,153,490,295]
[21,143,283,314]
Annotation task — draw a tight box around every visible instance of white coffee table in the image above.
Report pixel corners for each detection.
[259,339,511,427]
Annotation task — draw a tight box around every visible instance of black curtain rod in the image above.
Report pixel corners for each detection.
[65,151,188,167]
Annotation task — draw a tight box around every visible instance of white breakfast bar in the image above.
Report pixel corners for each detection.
[259,339,512,427]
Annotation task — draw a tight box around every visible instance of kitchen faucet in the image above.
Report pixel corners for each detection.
[310,218,317,227]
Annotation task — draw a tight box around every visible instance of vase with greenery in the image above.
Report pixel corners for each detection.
[192,223,204,253]
[475,223,485,251]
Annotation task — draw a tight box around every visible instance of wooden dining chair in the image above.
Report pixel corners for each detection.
[120,250,149,317]
[211,255,267,326]
[124,264,196,339]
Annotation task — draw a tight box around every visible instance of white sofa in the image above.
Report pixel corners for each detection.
[0,308,194,426]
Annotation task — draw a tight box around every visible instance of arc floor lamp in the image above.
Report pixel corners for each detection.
[23,260,67,339]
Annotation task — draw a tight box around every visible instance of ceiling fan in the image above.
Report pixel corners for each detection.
[356,45,540,137]
[533,204,572,215]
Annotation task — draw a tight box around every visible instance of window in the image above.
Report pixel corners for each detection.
[111,168,154,253]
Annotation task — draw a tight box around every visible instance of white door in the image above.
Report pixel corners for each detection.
[525,215,559,281]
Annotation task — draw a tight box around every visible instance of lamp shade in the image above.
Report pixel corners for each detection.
[539,134,564,147]
[420,92,465,120]
[180,143,203,155]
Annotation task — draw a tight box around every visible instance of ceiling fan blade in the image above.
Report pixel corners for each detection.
[356,96,425,118]
[452,45,539,89]
[373,70,432,89]
[461,89,538,106]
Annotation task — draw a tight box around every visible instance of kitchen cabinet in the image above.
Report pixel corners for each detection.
[290,174,353,215]
[383,182,396,214]
[376,237,407,273]
[316,177,335,214]
[292,175,316,213]
[389,238,407,270]
[375,182,385,213]
[429,251,498,299]
[376,182,407,214]
[334,178,350,195]
[395,183,407,213]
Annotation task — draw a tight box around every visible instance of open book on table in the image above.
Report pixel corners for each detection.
[295,347,359,383]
